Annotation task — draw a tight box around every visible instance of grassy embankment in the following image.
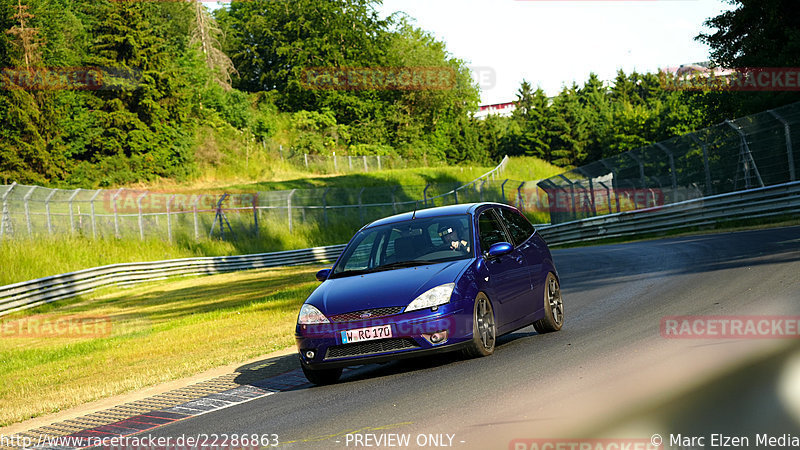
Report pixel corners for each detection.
[1,156,562,286]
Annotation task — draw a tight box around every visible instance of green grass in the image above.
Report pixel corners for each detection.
[0,218,357,286]
[135,156,563,193]
[0,265,322,427]
[500,156,563,182]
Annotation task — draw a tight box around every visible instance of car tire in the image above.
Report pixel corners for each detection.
[533,272,564,333]
[463,292,496,358]
[301,362,342,385]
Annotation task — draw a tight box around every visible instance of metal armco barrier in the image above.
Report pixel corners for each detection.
[536,181,800,246]
[2,181,798,316]
[0,245,346,317]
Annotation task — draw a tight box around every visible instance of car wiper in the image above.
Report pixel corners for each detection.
[371,261,436,271]
[329,269,373,278]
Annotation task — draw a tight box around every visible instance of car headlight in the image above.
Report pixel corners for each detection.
[298,304,330,324]
[405,283,455,312]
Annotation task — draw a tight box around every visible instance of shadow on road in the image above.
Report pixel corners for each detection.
[554,225,800,292]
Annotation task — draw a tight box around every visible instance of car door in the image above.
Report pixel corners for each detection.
[477,208,533,329]
[497,207,544,320]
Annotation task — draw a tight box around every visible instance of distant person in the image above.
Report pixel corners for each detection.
[438,223,470,253]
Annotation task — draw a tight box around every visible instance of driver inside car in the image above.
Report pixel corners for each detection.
[438,223,470,253]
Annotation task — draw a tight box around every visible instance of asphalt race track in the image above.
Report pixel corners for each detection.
[138,226,800,449]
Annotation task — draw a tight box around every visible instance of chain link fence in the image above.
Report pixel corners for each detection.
[284,152,411,173]
[538,102,800,224]
[1,157,539,242]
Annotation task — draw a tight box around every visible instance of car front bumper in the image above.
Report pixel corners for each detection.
[295,307,472,369]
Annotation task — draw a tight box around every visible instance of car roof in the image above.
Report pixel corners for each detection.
[364,202,512,229]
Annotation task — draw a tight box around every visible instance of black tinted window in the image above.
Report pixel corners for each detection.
[478,210,510,251]
[499,208,535,246]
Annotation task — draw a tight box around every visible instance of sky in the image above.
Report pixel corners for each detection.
[208,0,736,105]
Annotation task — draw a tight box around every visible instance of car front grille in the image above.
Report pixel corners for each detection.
[325,338,420,360]
[329,306,404,323]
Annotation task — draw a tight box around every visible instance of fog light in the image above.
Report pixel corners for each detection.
[305,350,316,360]
[422,330,448,345]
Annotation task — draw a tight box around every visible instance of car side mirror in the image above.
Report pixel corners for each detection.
[316,269,331,282]
[486,242,513,259]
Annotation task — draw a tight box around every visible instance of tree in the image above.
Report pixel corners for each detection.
[549,84,589,167]
[190,0,235,89]
[696,0,800,117]
[509,82,551,160]
[5,0,42,69]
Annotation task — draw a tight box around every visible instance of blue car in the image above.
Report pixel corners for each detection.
[295,202,563,385]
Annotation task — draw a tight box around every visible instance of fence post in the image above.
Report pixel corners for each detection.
[44,189,56,235]
[655,143,678,199]
[557,175,577,216]
[391,186,398,214]
[137,192,147,241]
[575,168,598,216]
[453,185,459,204]
[111,188,124,238]
[423,183,431,206]
[767,110,796,181]
[626,152,647,207]
[517,182,526,210]
[363,155,368,172]
[304,153,309,169]
[0,182,16,238]
[598,181,613,215]
[322,187,331,225]
[358,187,365,224]
[377,155,382,171]
[599,160,622,213]
[90,189,101,239]
[167,195,175,242]
[479,180,487,202]
[67,189,80,234]
[23,186,36,236]
[501,179,509,203]
[192,196,200,240]
[726,119,764,190]
[252,193,259,237]
[348,156,353,171]
[689,134,713,196]
[333,152,338,172]
[288,189,296,232]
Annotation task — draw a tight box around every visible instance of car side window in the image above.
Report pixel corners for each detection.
[498,208,535,246]
[478,209,510,252]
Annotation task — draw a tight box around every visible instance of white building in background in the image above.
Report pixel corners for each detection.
[474,101,516,120]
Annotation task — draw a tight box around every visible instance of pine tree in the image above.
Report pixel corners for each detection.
[191,0,235,89]
[5,0,43,69]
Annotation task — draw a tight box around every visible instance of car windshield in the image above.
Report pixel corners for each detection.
[331,214,473,278]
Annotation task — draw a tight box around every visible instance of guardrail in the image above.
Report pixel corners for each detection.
[536,181,800,246]
[0,245,346,317]
[2,180,798,317]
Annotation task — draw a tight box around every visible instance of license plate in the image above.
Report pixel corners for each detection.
[341,325,392,344]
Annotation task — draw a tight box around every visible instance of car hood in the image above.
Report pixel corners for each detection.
[307,260,472,315]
